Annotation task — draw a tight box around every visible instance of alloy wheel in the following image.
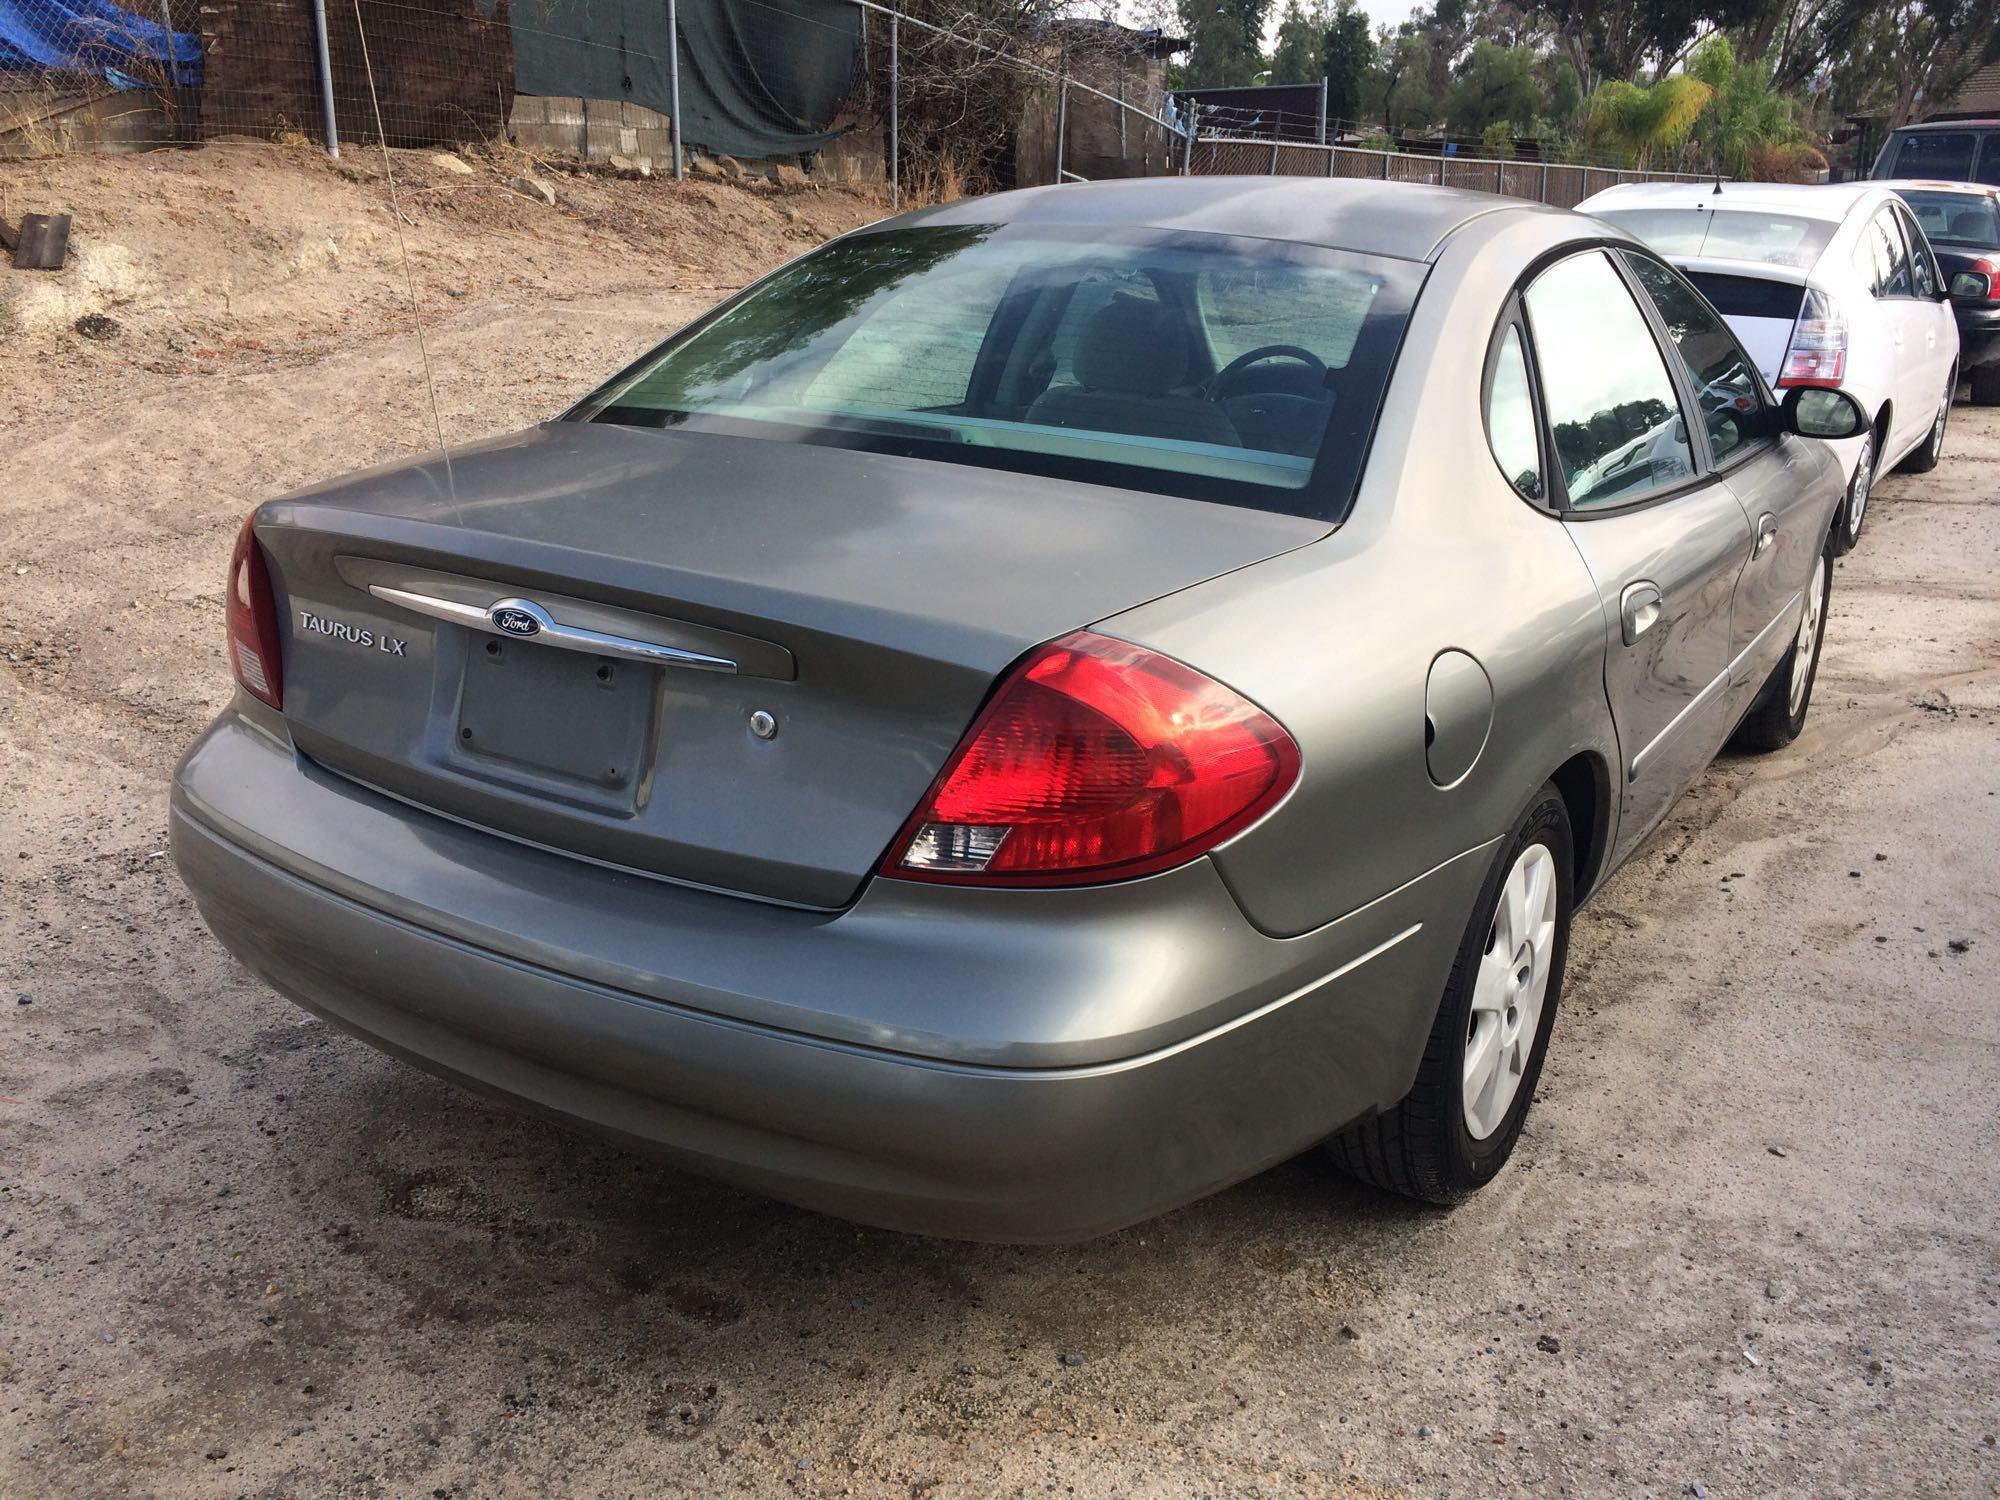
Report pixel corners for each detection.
[1847,434,1873,538]
[1464,843,1558,1141]
[1788,554,1827,718]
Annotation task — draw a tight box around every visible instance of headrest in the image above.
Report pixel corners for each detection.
[1072,292,1188,395]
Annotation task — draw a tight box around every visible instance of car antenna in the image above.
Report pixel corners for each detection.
[350,0,457,510]
[1711,172,1723,197]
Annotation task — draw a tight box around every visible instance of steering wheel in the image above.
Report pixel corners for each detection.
[1206,344,1327,401]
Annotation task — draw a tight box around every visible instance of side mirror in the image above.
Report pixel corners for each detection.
[1780,386,1869,440]
[1950,270,1992,301]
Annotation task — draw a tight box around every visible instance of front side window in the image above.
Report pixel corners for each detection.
[1596,208,1836,270]
[1861,210,1914,297]
[1620,252,1766,466]
[578,224,1423,519]
[1895,207,1941,298]
[1485,324,1542,500]
[1523,252,1693,511]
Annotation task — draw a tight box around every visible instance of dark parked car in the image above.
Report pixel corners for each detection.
[1885,178,2000,404]
[1871,119,2000,187]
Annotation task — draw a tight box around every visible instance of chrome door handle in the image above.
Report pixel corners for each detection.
[1620,582,1663,646]
[1755,513,1778,556]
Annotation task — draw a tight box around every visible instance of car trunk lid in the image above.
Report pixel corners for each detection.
[255,421,1326,908]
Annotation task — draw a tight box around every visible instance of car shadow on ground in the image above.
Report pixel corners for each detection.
[257,1025,1438,1353]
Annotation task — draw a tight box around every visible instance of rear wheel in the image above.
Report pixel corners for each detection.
[1732,543,1831,753]
[1971,364,2000,407]
[1332,787,1572,1204]
[1833,428,1875,555]
[1896,377,1951,474]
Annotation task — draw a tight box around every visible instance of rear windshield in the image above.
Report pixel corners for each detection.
[1885,130,2000,186]
[574,223,1424,520]
[1595,208,1835,269]
[1683,271,1807,322]
[1894,188,2000,248]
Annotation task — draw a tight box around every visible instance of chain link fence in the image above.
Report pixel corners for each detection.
[1,0,1710,204]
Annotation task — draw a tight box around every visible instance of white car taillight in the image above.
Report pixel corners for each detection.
[1777,288,1847,389]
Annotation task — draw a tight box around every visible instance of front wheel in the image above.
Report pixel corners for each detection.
[1332,786,1573,1204]
[1732,544,1832,753]
[1833,428,1875,556]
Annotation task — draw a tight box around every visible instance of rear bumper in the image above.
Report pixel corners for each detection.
[1956,314,2000,371]
[171,708,1491,1241]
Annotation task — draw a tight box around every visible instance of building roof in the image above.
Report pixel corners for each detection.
[1933,60,2000,121]
[892,177,1558,262]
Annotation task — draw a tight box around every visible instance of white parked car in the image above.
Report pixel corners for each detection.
[1577,182,1959,552]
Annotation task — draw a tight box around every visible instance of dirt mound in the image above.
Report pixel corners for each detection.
[0,141,887,426]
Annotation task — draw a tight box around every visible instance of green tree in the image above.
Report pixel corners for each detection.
[1370,28,1438,136]
[1270,0,1322,81]
[1584,72,1713,168]
[1687,33,1822,180]
[1446,40,1543,137]
[1176,0,1274,86]
[1543,55,1583,134]
[1321,0,1376,131]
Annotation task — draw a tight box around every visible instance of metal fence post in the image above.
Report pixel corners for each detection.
[1182,103,1196,176]
[1539,160,1549,205]
[668,0,684,180]
[1054,58,1067,184]
[1494,157,1503,195]
[308,0,339,157]
[1269,138,1279,174]
[888,12,899,208]
[1316,77,1327,145]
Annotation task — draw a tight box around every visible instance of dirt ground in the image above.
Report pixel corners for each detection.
[2,146,1997,1499]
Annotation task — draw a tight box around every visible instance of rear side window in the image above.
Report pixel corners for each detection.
[1682,271,1807,323]
[1523,252,1693,511]
[1485,324,1542,501]
[1620,253,1766,466]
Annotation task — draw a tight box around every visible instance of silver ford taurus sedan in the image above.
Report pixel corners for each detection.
[171,179,1869,1241]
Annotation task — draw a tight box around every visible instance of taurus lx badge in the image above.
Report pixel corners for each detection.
[299,609,407,656]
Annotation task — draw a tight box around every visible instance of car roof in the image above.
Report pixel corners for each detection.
[1876,177,2000,197]
[1579,180,1880,224]
[883,177,1568,263]
[1887,118,2000,132]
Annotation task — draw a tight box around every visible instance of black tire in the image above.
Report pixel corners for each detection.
[1971,363,2000,407]
[1332,786,1573,1204]
[1896,376,1951,474]
[1832,423,1876,556]
[1732,544,1832,753]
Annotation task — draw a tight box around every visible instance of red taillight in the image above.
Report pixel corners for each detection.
[1777,288,1847,390]
[884,631,1300,886]
[225,509,283,709]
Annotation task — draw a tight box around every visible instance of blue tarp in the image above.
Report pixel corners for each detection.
[0,0,202,86]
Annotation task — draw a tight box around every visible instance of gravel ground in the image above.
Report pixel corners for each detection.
[2,148,1998,1499]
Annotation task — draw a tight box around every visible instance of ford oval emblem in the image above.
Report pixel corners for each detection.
[490,604,542,637]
